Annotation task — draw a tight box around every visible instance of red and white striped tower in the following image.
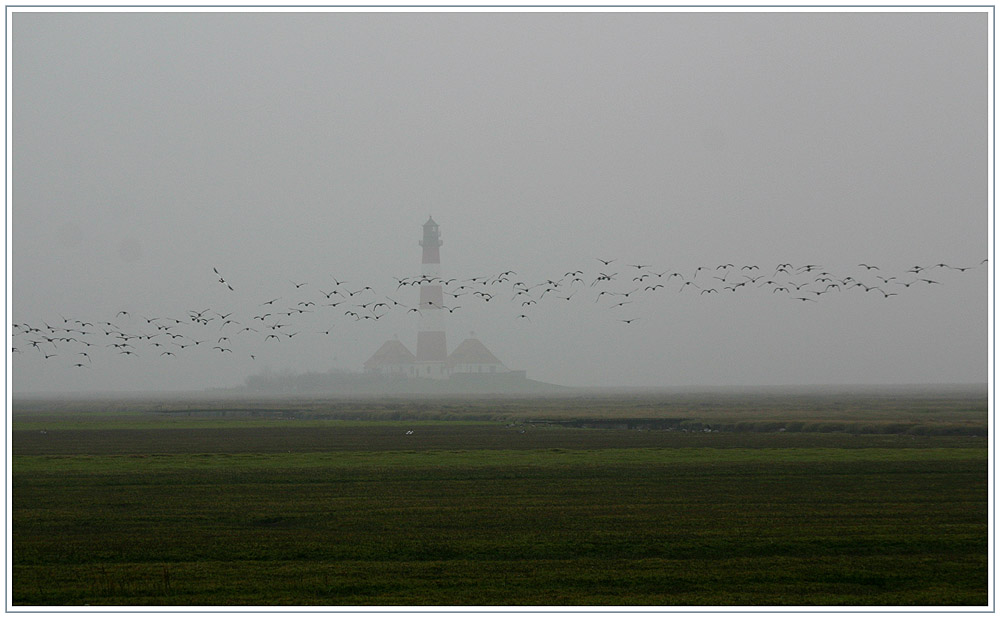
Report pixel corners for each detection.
[416,217,448,376]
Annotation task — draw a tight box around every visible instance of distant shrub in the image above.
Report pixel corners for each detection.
[801,421,848,433]
[906,423,986,437]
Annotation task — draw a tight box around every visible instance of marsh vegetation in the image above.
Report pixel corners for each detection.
[11,387,988,606]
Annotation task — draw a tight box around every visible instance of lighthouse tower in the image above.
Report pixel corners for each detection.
[415,216,448,378]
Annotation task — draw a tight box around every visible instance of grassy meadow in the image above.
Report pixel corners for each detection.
[10,387,989,606]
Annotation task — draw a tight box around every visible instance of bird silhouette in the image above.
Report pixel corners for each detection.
[11,253,982,374]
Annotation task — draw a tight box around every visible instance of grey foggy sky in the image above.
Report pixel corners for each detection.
[9,9,990,393]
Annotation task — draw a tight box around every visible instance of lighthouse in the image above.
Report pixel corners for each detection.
[415,216,448,377]
[362,218,523,384]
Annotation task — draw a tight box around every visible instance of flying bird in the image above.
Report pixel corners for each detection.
[214,268,234,291]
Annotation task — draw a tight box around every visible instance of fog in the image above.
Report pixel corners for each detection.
[9,9,990,394]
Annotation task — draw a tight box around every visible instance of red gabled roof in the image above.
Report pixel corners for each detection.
[448,337,503,366]
[364,339,416,369]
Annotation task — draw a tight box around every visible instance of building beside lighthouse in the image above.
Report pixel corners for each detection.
[364,217,517,381]
[362,337,416,376]
[448,335,509,375]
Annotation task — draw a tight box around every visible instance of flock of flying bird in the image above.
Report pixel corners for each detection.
[11,258,986,372]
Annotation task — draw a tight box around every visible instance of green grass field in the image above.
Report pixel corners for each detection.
[11,389,989,606]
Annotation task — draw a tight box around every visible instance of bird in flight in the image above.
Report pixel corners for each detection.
[214,267,234,291]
